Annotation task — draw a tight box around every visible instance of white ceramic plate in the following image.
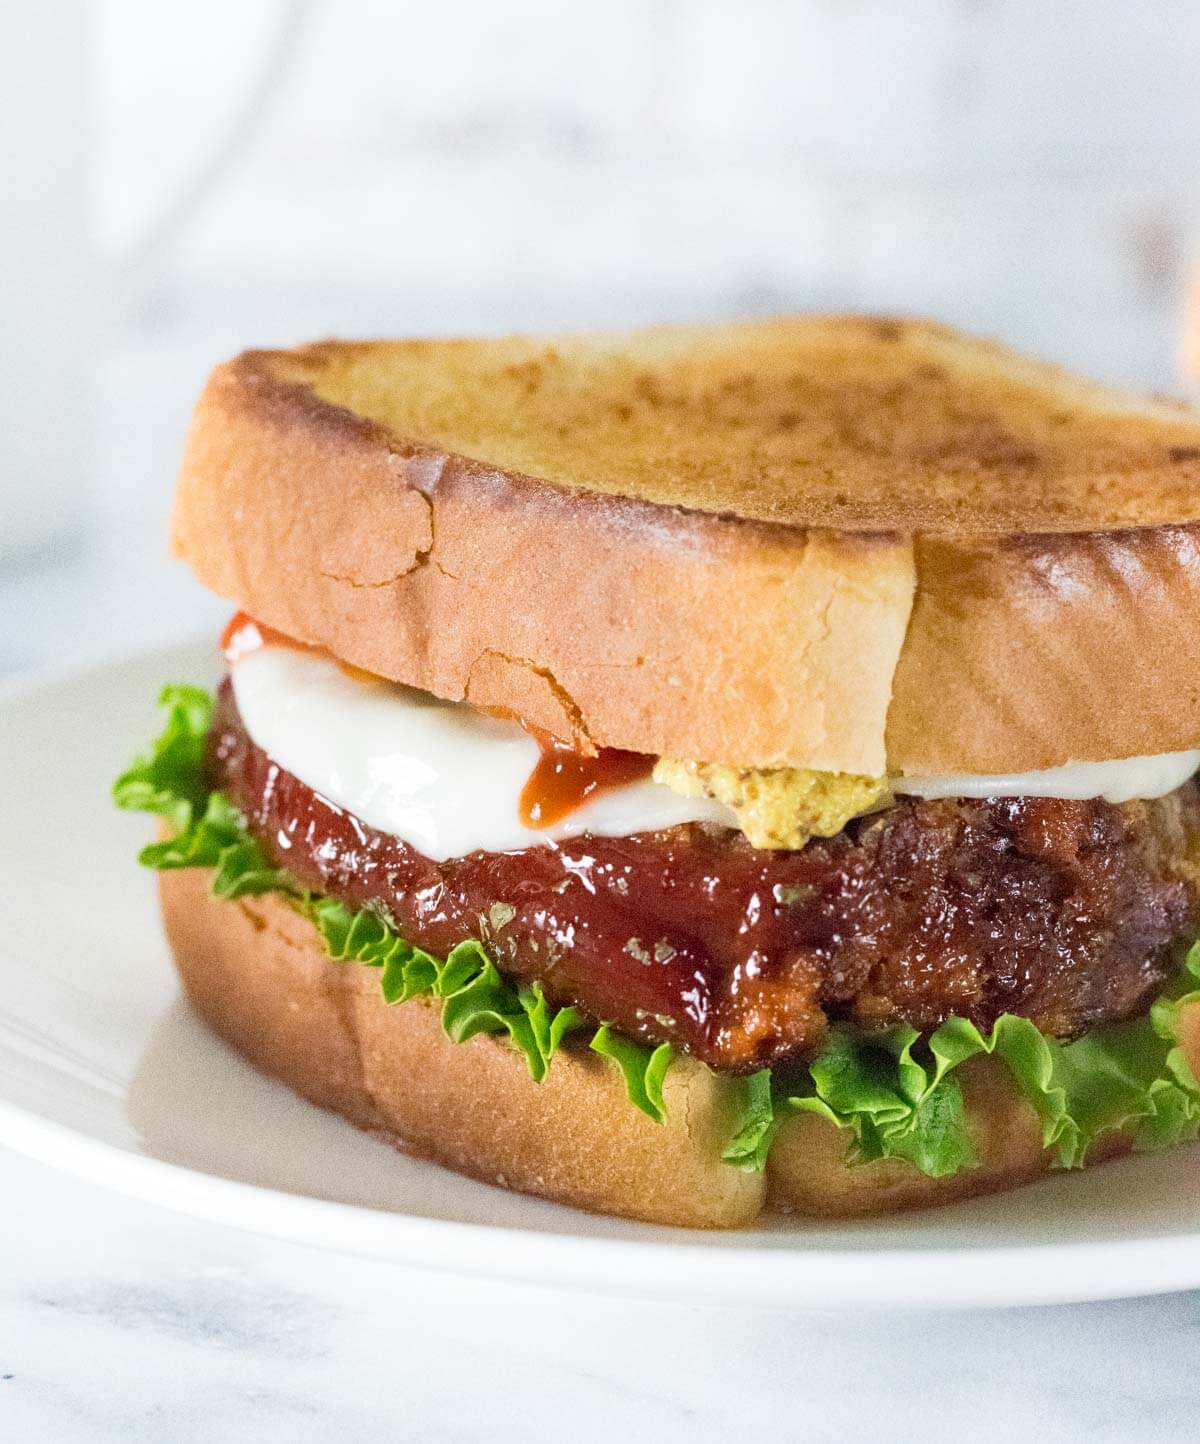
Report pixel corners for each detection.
[4,640,1200,1311]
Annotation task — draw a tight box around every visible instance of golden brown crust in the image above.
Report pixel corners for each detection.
[238,318,1200,533]
[159,869,1200,1226]
[171,316,1200,773]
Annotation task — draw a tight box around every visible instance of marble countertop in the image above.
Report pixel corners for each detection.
[3,335,1199,1443]
[4,1145,1200,1444]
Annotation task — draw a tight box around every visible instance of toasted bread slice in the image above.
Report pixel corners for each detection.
[160,868,1197,1228]
[173,316,1200,773]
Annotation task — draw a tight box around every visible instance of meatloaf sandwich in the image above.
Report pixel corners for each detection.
[115,316,1200,1228]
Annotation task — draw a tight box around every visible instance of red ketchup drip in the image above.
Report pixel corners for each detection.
[220,611,301,663]
[519,730,654,828]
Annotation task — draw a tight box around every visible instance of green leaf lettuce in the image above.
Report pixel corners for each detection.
[722,949,1200,1177]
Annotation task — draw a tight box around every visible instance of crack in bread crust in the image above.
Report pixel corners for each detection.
[465,648,596,753]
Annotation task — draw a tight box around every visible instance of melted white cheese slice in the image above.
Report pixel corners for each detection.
[895,752,1200,804]
[230,642,1200,861]
[230,645,737,861]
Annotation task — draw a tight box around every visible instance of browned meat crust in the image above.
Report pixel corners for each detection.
[209,681,1200,1072]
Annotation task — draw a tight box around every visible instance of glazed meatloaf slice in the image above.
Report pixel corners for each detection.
[209,680,1200,1073]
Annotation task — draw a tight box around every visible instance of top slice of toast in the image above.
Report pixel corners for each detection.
[258,315,1200,535]
[175,315,1200,776]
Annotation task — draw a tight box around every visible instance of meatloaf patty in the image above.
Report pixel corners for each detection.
[209,680,1200,1072]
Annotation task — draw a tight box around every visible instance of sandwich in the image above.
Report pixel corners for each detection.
[114,316,1200,1228]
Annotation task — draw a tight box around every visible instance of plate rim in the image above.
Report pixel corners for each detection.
[6,1093,1200,1311]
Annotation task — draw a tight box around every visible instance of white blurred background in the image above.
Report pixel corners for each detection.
[3,0,1200,673]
